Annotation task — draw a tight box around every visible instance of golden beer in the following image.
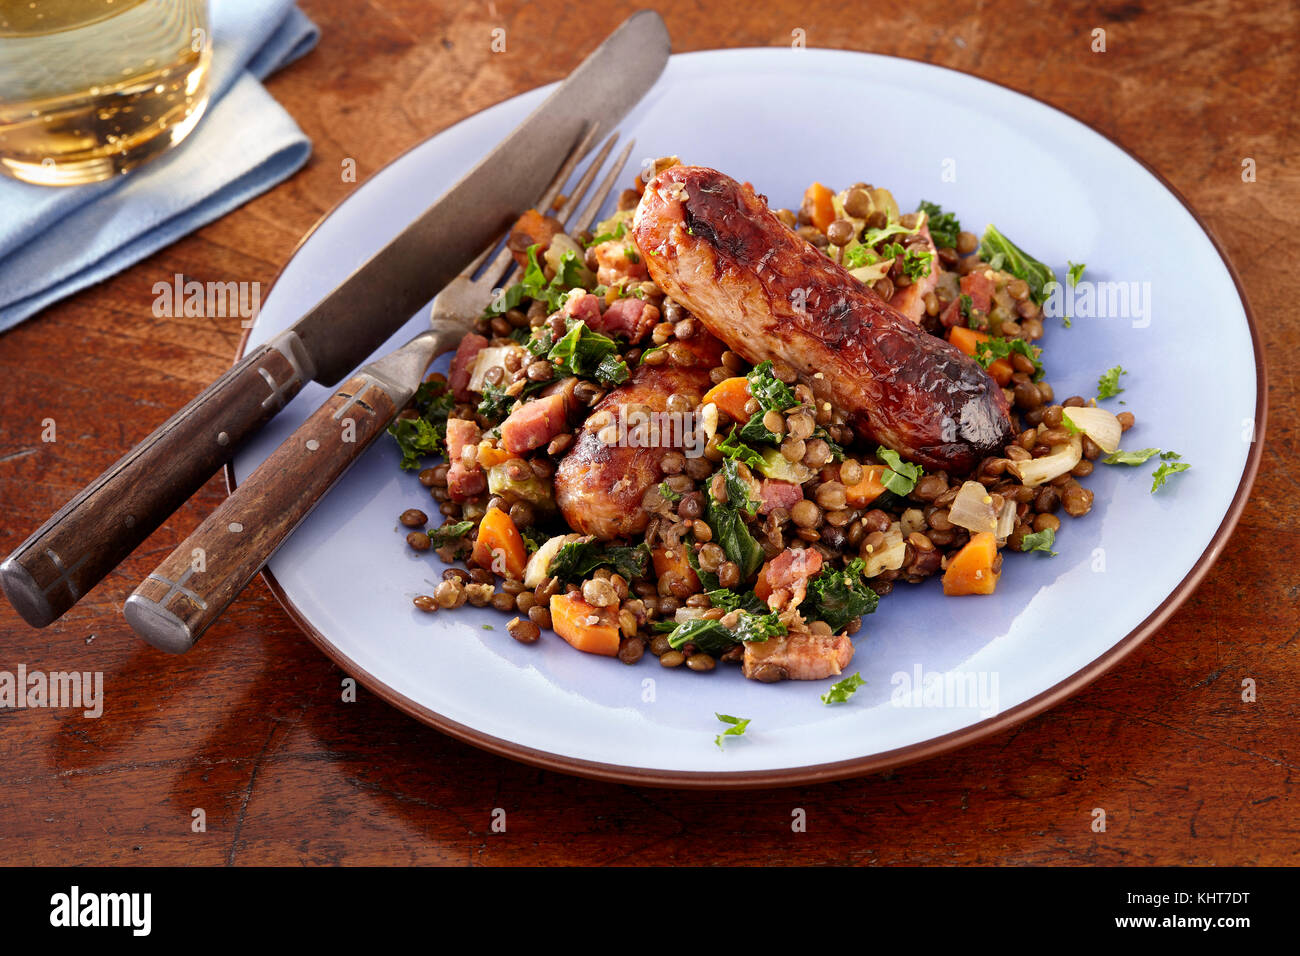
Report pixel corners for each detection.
[0,0,211,186]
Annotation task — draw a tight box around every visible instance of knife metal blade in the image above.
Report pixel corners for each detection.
[295,9,670,385]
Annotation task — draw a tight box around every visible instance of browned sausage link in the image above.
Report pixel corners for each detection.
[554,333,724,540]
[633,166,1013,473]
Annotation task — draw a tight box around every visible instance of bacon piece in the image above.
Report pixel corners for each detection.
[756,479,803,516]
[961,271,994,313]
[448,334,489,402]
[559,291,601,326]
[742,632,854,681]
[500,392,569,456]
[887,223,941,323]
[591,296,657,344]
[445,419,480,462]
[446,461,486,501]
[754,547,823,609]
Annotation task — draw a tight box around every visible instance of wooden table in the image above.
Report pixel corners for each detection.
[1,0,1295,866]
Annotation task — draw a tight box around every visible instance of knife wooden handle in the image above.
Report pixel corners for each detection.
[0,331,314,628]
[124,372,399,653]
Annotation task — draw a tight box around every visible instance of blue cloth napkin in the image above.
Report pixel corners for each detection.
[0,1,320,330]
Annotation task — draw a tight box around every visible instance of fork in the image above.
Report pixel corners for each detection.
[124,131,637,653]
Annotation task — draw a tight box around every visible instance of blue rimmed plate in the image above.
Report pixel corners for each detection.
[231,49,1263,787]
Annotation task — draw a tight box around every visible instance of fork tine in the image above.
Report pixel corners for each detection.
[569,138,635,237]
[470,125,611,295]
[537,123,603,216]
[459,122,603,281]
[553,132,619,227]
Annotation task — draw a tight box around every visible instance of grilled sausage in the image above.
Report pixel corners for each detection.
[554,333,724,540]
[633,166,1013,473]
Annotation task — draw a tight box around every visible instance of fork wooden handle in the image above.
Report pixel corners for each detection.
[124,372,399,653]
[0,331,314,628]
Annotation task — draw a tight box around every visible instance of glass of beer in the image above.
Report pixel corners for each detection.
[0,0,211,186]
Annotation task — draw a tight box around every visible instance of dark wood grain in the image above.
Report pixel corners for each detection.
[0,341,304,627]
[0,0,1296,865]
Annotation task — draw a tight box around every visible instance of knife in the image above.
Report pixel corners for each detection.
[0,10,670,628]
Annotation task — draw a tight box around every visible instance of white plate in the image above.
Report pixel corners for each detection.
[233,49,1263,786]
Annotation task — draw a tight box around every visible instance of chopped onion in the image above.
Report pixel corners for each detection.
[862,528,907,578]
[674,607,706,624]
[1008,436,1082,487]
[523,533,580,588]
[994,497,1018,543]
[948,480,999,534]
[543,233,597,288]
[487,462,553,508]
[701,401,718,444]
[1062,405,1122,454]
[848,260,892,284]
[870,187,900,222]
[832,190,868,234]
[468,345,525,392]
[544,232,583,271]
[900,507,927,536]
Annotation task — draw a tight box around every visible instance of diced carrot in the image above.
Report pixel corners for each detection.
[652,547,700,593]
[947,325,986,356]
[701,376,751,422]
[803,182,835,234]
[506,208,562,267]
[845,464,890,508]
[946,327,1012,386]
[500,392,569,455]
[470,507,528,580]
[942,532,1001,596]
[550,592,621,656]
[475,442,516,468]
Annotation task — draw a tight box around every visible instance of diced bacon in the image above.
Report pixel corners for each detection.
[592,239,649,288]
[960,270,994,313]
[592,296,656,344]
[446,460,485,501]
[754,547,824,608]
[445,419,481,462]
[888,224,941,323]
[756,479,803,516]
[500,392,569,456]
[743,632,854,681]
[449,333,489,401]
[541,375,581,414]
[939,296,964,329]
[559,291,601,326]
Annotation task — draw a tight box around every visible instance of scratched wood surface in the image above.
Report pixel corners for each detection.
[0,0,1295,866]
